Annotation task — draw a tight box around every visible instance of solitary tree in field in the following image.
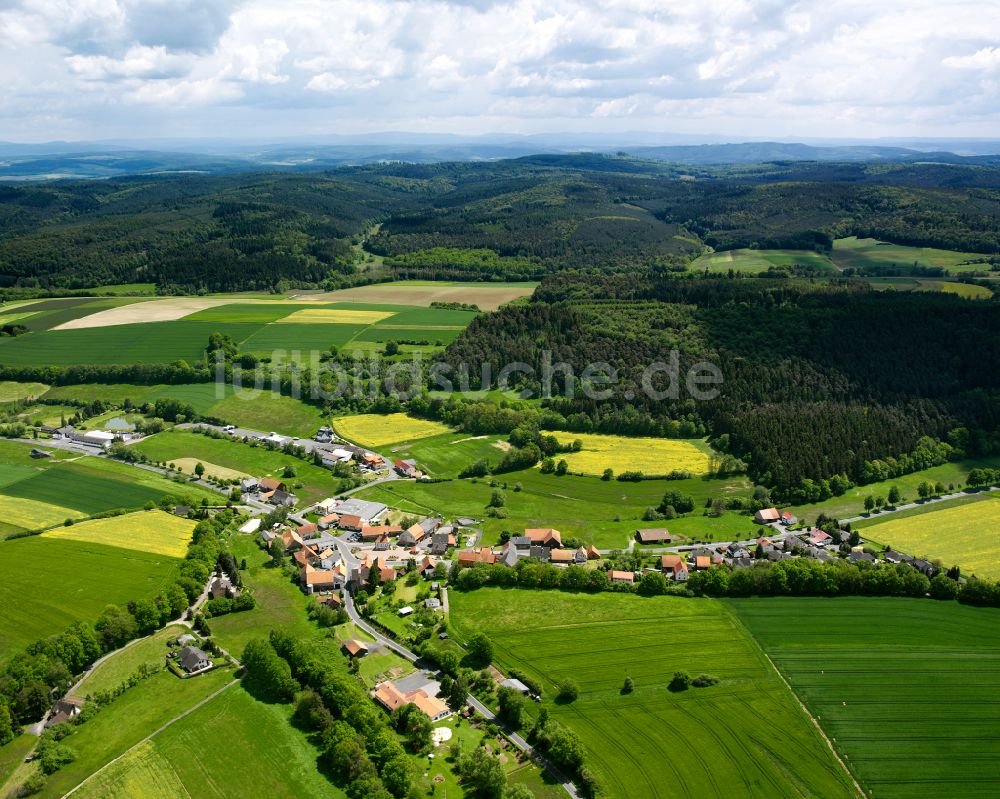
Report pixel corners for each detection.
[622,676,634,694]
[194,462,205,479]
[602,468,613,481]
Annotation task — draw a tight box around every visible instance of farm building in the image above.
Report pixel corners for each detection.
[270,489,297,507]
[394,458,422,478]
[361,524,402,541]
[297,522,318,537]
[457,547,497,566]
[754,507,781,524]
[338,514,364,532]
[660,555,689,581]
[780,511,797,526]
[635,528,673,544]
[501,678,531,695]
[524,528,563,548]
[343,639,369,658]
[45,697,83,728]
[318,513,340,530]
[609,570,635,584]
[430,529,457,554]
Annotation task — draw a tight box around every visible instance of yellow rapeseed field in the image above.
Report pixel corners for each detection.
[1,495,84,529]
[861,496,1000,579]
[43,510,195,558]
[277,308,395,325]
[542,431,712,476]
[333,412,452,449]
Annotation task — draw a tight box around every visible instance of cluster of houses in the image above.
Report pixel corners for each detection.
[256,496,457,595]
[241,476,297,507]
[459,528,602,569]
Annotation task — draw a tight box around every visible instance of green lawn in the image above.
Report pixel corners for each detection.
[450,588,858,799]
[356,468,754,548]
[0,537,181,662]
[71,683,342,799]
[730,596,1000,799]
[0,736,36,794]
[70,625,187,700]
[132,429,337,505]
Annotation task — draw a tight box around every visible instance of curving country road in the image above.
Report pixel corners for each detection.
[341,591,581,798]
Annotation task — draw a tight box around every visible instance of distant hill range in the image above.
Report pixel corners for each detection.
[1,135,998,180]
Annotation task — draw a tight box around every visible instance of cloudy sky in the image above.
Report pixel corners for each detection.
[1,0,998,142]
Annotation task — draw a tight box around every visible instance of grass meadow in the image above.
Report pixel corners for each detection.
[831,236,987,273]
[70,625,187,700]
[42,510,195,558]
[392,431,509,477]
[785,457,1000,522]
[0,381,48,401]
[358,467,755,548]
[27,668,235,799]
[71,684,340,799]
[0,537,181,661]
[450,588,858,799]
[694,248,836,273]
[204,390,327,438]
[132,430,336,505]
[856,493,1000,577]
[731,597,1000,799]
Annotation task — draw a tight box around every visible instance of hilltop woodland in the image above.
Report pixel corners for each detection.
[1,156,999,294]
[441,276,1000,501]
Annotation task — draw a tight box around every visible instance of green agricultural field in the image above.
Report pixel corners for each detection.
[0,537,181,661]
[71,684,340,799]
[730,597,1000,799]
[0,736,35,795]
[785,457,1000,522]
[12,297,154,333]
[204,390,327,438]
[70,625,187,700]
[831,236,988,274]
[856,493,1000,578]
[0,321,261,366]
[238,322,367,353]
[357,467,754,548]
[131,429,336,505]
[451,589,858,799]
[0,459,182,517]
[26,668,234,799]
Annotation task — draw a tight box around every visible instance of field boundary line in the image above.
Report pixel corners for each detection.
[59,678,238,799]
[726,609,866,799]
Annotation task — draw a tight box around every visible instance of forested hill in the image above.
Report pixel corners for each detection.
[442,275,1000,499]
[1,156,999,293]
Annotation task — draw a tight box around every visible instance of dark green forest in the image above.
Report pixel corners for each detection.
[1,155,998,292]
[441,275,1000,498]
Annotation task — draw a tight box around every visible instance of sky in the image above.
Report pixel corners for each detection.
[1,0,999,143]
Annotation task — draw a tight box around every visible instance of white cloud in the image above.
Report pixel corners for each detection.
[0,0,997,139]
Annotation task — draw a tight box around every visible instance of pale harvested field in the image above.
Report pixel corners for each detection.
[55,298,231,330]
[277,308,395,324]
[169,458,250,481]
[292,282,537,311]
